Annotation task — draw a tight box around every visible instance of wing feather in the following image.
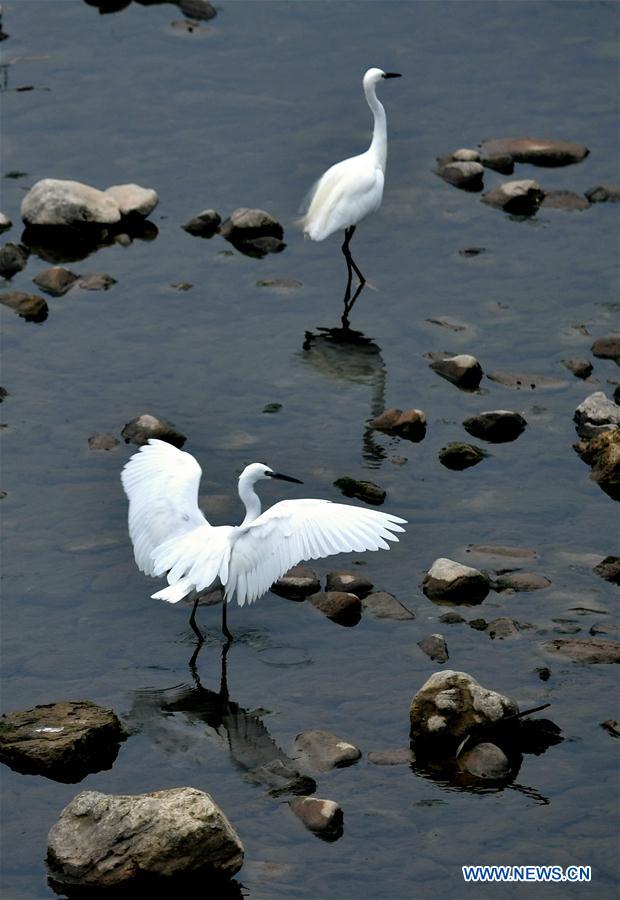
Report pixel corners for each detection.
[301,154,384,241]
[227,499,406,606]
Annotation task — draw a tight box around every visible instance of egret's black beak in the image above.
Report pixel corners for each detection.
[268,471,304,484]
[383,72,402,79]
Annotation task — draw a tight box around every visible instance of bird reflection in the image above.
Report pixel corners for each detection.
[127,641,316,798]
[302,325,387,466]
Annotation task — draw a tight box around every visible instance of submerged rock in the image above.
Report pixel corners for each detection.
[21,179,122,227]
[0,241,29,278]
[601,720,620,738]
[574,429,620,500]
[541,190,590,211]
[77,273,117,291]
[333,476,385,505]
[574,391,620,438]
[463,410,527,443]
[585,185,620,203]
[591,333,620,363]
[563,357,593,379]
[290,796,343,836]
[493,572,551,592]
[121,414,187,448]
[88,433,119,451]
[592,556,620,585]
[435,153,484,191]
[256,278,303,293]
[219,208,283,242]
[486,370,567,390]
[438,442,488,470]
[0,700,125,782]
[369,408,426,441]
[466,544,537,559]
[272,565,320,600]
[439,611,465,624]
[367,747,415,765]
[47,787,244,889]
[429,353,483,390]
[543,638,620,664]
[308,591,361,625]
[182,209,221,237]
[33,266,79,296]
[293,729,361,773]
[0,290,48,322]
[482,179,544,215]
[485,617,523,639]
[480,137,589,167]
[422,558,489,604]
[457,742,511,780]
[325,570,373,597]
[362,591,415,620]
[417,633,449,663]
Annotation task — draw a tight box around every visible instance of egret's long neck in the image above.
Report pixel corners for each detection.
[365,82,387,171]
[238,472,261,526]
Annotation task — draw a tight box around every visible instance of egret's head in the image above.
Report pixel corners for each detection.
[241,463,303,485]
[364,68,402,88]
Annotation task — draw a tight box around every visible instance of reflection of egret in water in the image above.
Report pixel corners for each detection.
[127,642,315,798]
[302,326,388,466]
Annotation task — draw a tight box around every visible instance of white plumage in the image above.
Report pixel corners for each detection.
[121,440,406,636]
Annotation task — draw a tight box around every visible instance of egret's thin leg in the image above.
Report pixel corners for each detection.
[221,598,234,642]
[341,226,354,304]
[189,595,204,644]
[349,253,366,287]
[343,279,366,324]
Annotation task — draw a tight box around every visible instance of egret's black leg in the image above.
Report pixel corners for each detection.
[343,278,366,323]
[221,598,234,642]
[341,226,355,306]
[189,595,204,644]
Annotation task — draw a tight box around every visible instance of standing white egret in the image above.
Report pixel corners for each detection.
[300,67,401,320]
[121,439,406,642]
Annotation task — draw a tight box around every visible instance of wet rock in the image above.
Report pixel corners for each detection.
[171,282,193,291]
[104,183,158,217]
[459,247,486,257]
[47,787,244,889]
[463,410,527,443]
[423,558,490,604]
[232,235,286,258]
[574,391,620,438]
[367,747,415,765]
[553,620,581,635]
[308,591,361,625]
[536,667,551,681]
[591,334,620,363]
[256,278,303,293]
[563,357,593,379]
[493,572,551,592]
[362,591,415,620]
[592,556,620,585]
[481,152,514,174]
[182,209,221,237]
[481,179,544,215]
[438,442,488,470]
[453,148,480,162]
[21,178,122,227]
[88,433,119,451]
[293,729,361,773]
[417,634,449,663]
[485,617,522,639]
[0,212,12,233]
[77,273,117,291]
[615,383,620,405]
[409,670,519,753]
[469,618,488,631]
[457,742,510,780]
[601,720,620,738]
[466,544,537,560]
[219,208,283,242]
[333,476,385,505]
[574,429,620,500]
[486,370,568,390]
[272,565,320,600]
[0,290,48,322]
[0,700,125,782]
[326,571,373,597]
[439,611,465,624]
[590,622,619,638]
[519,717,563,754]
[543,638,620,664]
[429,353,483,390]
[541,190,590,211]
[178,0,218,20]
[290,796,343,835]
[585,184,620,203]
[435,154,484,191]
[0,241,29,278]
[33,266,79,296]
[480,137,589,167]
[121,414,187,448]
[426,315,470,332]
[0,387,8,402]
[369,407,426,441]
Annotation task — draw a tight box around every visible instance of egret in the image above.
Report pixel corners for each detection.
[300,67,401,322]
[121,439,406,642]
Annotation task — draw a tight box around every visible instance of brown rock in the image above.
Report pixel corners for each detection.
[88,433,119,451]
[78,273,117,291]
[369,407,426,441]
[563,358,593,379]
[485,617,522,639]
[293,729,361,773]
[362,591,415,620]
[0,241,29,278]
[121,414,186,448]
[325,571,373,597]
[480,137,589,167]
[182,209,221,236]
[486,371,568,390]
[591,334,620,363]
[494,572,551,592]
[592,556,620,585]
[333,476,385,505]
[289,796,343,834]
[417,633,449,663]
[422,558,490,604]
[438,442,488,470]
[33,266,79,296]
[272,565,320,600]
[219,208,283,241]
[574,429,620,500]
[457,742,511,780]
[308,591,361,624]
[585,185,620,203]
[256,278,303,293]
[367,748,415,765]
[466,544,537,560]
[0,290,48,322]
[541,190,590,211]
[482,180,544,215]
[543,638,620,664]
[429,354,483,390]
[463,410,527,443]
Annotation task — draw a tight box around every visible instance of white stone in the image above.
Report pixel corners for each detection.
[104,183,159,217]
[21,178,121,226]
[427,558,483,582]
[453,148,480,162]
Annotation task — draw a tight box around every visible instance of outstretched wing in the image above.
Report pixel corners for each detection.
[228,499,406,606]
[120,439,209,576]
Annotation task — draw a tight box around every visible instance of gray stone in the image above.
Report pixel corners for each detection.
[219,208,283,241]
[409,670,519,751]
[494,572,551,592]
[0,212,12,233]
[463,410,527,443]
[592,556,620,585]
[585,185,620,203]
[563,358,593,379]
[182,209,221,236]
[325,571,373,597]
[47,787,243,888]
[256,278,303,293]
[417,633,449,663]
[543,638,620,664]
[574,392,620,438]
[436,156,484,191]
[486,370,568,390]
[78,273,117,291]
[88,433,119,451]
[466,544,537,560]
[308,591,361,624]
[0,290,48,322]
[430,354,483,390]
[458,742,511,779]
[289,796,343,834]
[482,179,544,215]
[33,267,79,296]
[0,700,125,782]
[272,565,320,600]
[453,148,480,162]
[0,241,29,278]
[362,591,415,620]
[103,183,158,217]
[574,429,620,500]
[485,617,522,639]
[333,476,385,505]
[178,0,217,20]
[293,729,361,773]
[367,748,415,765]
[601,720,620,737]
[121,414,186,448]
[369,407,426,441]
[438,442,488,470]
[21,178,122,227]
[480,137,589,167]
[439,612,465,624]
[426,315,471,332]
[541,190,590,211]
[423,558,489,604]
[591,334,620,363]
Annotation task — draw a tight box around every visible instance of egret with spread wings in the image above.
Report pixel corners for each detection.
[121,439,406,642]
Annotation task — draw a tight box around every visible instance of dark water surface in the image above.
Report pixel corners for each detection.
[1,1,619,897]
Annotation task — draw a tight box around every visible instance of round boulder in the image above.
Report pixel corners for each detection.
[463,410,527,443]
[21,179,122,227]
[422,558,490,604]
[481,180,544,215]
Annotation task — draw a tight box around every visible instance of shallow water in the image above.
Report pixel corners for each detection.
[1,1,619,897]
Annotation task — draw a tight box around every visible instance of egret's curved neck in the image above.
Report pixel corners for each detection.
[238,472,261,526]
[365,81,387,171]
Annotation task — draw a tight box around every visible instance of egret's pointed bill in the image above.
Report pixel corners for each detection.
[267,471,303,484]
[383,72,402,78]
